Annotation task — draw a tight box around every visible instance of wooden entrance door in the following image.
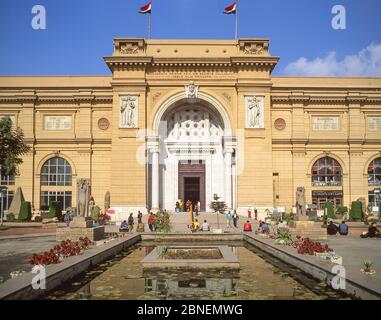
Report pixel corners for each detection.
[178,160,206,211]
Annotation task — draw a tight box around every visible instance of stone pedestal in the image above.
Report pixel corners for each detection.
[56,216,105,242]
[289,220,327,240]
[69,216,93,228]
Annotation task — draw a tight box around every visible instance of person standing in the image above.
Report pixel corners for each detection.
[137,211,143,224]
[226,211,233,228]
[232,210,239,228]
[188,200,194,228]
[128,213,134,232]
[148,212,155,232]
[197,201,201,213]
[194,203,199,216]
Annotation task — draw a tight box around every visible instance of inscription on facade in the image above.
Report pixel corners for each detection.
[312,116,339,131]
[44,116,72,130]
[368,116,381,131]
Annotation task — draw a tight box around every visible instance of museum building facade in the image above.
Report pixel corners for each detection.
[0,38,381,219]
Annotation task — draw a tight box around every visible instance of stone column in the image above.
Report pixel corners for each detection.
[147,136,160,211]
[224,149,233,210]
[151,148,160,211]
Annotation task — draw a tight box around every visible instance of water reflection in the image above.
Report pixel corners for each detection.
[46,243,351,300]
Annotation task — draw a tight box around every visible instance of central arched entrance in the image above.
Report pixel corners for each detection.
[148,91,236,212]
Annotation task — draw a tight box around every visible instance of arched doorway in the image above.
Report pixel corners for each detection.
[148,91,235,212]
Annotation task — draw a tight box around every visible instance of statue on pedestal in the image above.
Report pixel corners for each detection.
[295,187,307,221]
[104,191,110,213]
[77,179,91,217]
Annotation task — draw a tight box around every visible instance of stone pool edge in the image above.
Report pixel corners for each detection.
[0,232,380,300]
[244,233,381,300]
[0,234,141,300]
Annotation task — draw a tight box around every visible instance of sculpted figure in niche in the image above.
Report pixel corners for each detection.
[295,187,307,221]
[121,96,137,127]
[77,179,91,217]
[247,96,261,128]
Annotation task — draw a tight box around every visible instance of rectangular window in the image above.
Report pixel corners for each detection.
[1,190,14,212]
[44,116,72,131]
[368,117,381,131]
[312,116,339,131]
[0,175,15,185]
[40,191,72,211]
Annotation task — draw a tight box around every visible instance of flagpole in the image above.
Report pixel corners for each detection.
[148,12,151,39]
[235,1,238,40]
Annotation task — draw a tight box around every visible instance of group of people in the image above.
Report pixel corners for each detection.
[191,219,210,232]
[327,221,349,236]
[119,211,147,233]
[325,220,381,239]
[225,211,240,228]
[176,199,201,215]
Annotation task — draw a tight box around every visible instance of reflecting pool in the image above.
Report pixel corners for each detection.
[46,242,351,300]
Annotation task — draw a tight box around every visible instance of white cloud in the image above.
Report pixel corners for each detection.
[284,43,381,76]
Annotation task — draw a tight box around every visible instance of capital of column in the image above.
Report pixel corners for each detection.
[146,136,160,153]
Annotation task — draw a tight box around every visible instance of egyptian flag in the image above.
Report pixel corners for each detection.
[224,1,237,14]
[139,1,152,14]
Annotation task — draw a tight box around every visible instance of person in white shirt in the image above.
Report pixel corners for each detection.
[201,220,210,231]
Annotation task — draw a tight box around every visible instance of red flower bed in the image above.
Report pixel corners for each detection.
[28,237,93,266]
[292,236,333,255]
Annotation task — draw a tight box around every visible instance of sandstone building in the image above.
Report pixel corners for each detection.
[0,38,380,219]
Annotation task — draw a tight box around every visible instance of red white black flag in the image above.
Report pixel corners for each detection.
[139,1,152,14]
[224,2,237,14]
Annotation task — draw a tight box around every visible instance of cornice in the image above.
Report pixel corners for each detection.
[271,95,381,104]
[0,95,113,104]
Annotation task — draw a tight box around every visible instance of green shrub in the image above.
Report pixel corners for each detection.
[336,206,348,215]
[349,201,363,221]
[18,202,32,221]
[48,201,62,219]
[324,201,336,219]
[6,213,15,221]
[90,207,101,223]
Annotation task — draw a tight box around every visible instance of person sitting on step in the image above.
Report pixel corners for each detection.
[119,220,129,232]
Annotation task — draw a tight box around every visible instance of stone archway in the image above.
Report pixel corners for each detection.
[148,91,236,212]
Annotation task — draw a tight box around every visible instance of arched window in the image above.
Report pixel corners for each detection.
[368,157,381,186]
[41,157,72,186]
[40,157,72,210]
[311,157,342,186]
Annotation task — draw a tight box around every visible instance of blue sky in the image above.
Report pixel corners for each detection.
[0,0,380,76]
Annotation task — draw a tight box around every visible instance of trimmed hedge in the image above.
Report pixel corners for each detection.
[336,206,348,215]
[349,201,363,221]
[6,212,16,221]
[18,202,32,221]
[48,201,63,219]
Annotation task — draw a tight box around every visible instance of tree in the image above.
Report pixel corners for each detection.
[209,201,227,229]
[0,117,31,176]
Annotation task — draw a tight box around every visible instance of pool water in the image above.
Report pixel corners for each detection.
[46,242,351,300]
